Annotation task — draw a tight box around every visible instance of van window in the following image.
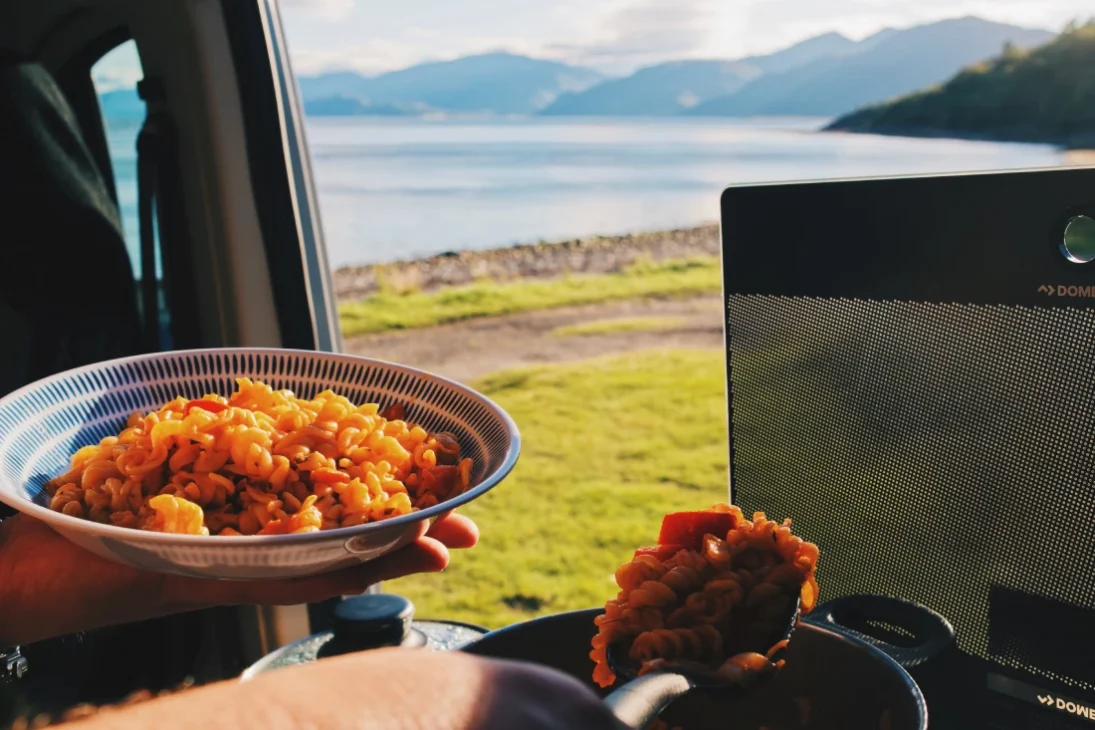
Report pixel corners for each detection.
[277,6,1093,632]
[92,40,173,350]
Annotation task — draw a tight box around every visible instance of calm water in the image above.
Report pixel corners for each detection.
[109,117,1071,270]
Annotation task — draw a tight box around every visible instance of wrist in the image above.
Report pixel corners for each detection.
[0,515,21,649]
[0,515,27,683]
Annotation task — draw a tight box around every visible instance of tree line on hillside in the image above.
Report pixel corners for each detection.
[827,20,1095,148]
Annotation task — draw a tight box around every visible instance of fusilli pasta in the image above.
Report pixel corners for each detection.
[44,379,473,536]
[590,503,819,688]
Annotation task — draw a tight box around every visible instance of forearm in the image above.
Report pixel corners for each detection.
[58,650,480,730]
[57,682,301,730]
[12,644,624,730]
[0,517,171,647]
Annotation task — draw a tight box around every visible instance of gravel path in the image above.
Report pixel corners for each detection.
[343,294,726,384]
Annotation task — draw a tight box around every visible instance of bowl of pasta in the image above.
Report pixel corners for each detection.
[0,348,520,579]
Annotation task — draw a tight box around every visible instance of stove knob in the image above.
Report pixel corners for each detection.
[319,594,420,657]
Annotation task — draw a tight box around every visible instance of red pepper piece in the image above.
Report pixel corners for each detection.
[657,510,739,550]
[381,402,405,421]
[421,465,462,497]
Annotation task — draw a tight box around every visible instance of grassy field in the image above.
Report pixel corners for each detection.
[388,349,730,628]
[339,257,721,336]
[552,316,687,338]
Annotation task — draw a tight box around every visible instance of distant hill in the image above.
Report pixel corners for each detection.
[538,60,764,116]
[298,52,604,115]
[753,31,865,74]
[688,16,1054,118]
[827,21,1095,149]
[301,95,424,117]
[298,71,373,100]
[98,87,145,123]
[539,32,859,116]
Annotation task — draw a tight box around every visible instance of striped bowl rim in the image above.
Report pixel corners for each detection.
[0,348,521,546]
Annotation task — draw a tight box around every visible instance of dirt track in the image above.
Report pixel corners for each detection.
[343,294,726,384]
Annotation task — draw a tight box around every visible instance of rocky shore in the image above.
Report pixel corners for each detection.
[332,223,720,301]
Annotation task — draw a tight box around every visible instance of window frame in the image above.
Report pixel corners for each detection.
[220,0,373,631]
[220,0,342,354]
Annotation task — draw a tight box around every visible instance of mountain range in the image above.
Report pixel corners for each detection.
[98,16,1059,125]
[686,16,1052,117]
[538,31,861,116]
[299,52,604,116]
[292,16,1054,120]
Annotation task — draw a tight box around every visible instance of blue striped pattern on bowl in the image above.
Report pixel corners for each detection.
[0,348,520,580]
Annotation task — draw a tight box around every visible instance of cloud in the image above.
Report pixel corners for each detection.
[546,0,717,73]
[279,0,1091,77]
[290,40,425,76]
[281,0,355,21]
[737,0,1074,52]
[289,31,542,76]
[92,68,143,92]
[91,39,144,92]
[550,0,1084,71]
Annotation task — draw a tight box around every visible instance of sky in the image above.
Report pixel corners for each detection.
[91,0,1091,90]
[278,0,1092,77]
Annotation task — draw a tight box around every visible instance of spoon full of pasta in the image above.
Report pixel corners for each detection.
[601,598,800,730]
[590,506,820,730]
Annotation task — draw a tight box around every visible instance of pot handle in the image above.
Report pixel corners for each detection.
[603,671,695,730]
[801,593,955,668]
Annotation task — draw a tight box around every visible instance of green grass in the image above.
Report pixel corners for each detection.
[551,316,687,338]
[388,349,730,628]
[339,257,721,336]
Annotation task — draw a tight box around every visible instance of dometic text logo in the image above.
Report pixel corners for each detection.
[988,674,1095,724]
[1038,284,1095,298]
[1037,694,1095,721]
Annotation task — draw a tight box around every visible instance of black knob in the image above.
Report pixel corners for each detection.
[322,594,416,656]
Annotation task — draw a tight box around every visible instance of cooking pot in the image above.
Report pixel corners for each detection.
[241,592,952,730]
[462,594,954,730]
[240,594,489,679]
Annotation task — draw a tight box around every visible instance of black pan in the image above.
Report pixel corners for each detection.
[463,594,954,730]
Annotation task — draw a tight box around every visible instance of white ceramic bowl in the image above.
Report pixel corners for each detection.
[0,348,520,580]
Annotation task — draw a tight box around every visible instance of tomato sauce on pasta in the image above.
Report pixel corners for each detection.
[45,378,472,536]
[590,504,819,689]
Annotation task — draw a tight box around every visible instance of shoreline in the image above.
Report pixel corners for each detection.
[328,124,1088,304]
[823,124,1095,152]
[332,223,720,302]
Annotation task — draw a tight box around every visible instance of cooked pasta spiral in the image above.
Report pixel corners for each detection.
[44,379,474,536]
[589,503,820,689]
[629,625,724,665]
[615,554,670,593]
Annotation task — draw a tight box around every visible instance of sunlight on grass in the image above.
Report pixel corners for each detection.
[388,349,729,628]
[551,316,687,338]
[339,257,721,336]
